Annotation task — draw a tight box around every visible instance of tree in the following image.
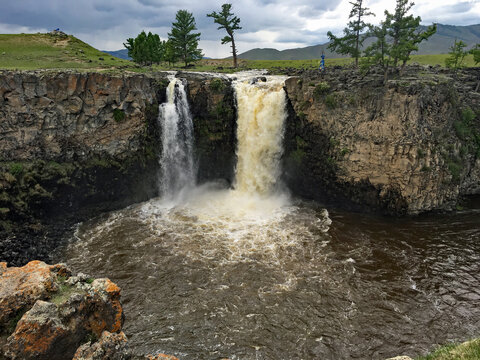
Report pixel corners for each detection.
[470,44,480,65]
[124,31,165,65]
[207,3,242,68]
[384,0,436,69]
[327,0,374,67]
[362,22,389,69]
[363,0,436,81]
[445,39,468,72]
[168,10,203,67]
[163,39,178,66]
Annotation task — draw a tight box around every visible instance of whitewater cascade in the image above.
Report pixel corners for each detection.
[157,78,196,199]
[233,78,287,195]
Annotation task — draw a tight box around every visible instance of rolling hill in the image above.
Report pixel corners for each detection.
[238,23,480,60]
[0,33,134,70]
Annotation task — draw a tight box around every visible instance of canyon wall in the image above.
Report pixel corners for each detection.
[0,71,235,265]
[283,66,480,214]
[1,67,479,265]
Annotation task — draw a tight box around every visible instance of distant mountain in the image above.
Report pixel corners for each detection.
[238,23,480,60]
[103,49,131,60]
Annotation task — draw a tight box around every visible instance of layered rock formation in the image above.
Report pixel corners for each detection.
[283,66,480,214]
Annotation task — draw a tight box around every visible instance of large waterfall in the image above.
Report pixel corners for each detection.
[157,78,196,199]
[234,79,287,195]
[62,73,334,360]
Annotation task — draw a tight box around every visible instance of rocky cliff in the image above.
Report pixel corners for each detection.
[0,70,236,266]
[1,67,479,266]
[283,66,480,214]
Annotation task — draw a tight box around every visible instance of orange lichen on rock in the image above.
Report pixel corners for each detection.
[72,331,130,360]
[4,300,70,360]
[1,261,127,360]
[146,354,180,360]
[0,261,69,328]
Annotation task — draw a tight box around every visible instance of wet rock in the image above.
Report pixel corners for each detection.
[73,331,131,360]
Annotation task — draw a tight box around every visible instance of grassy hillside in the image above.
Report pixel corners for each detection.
[0,33,135,70]
[238,23,480,60]
[0,33,477,73]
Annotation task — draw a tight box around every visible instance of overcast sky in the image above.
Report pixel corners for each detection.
[0,0,479,58]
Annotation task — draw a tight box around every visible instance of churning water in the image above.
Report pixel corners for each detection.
[56,76,480,359]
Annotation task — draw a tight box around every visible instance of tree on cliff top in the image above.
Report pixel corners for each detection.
[445,39,468,72]
[124,31,165,65]
[168,10,203,67]
[207,4,242,68]
[327,0,374,67]
[383,0,436,69]
[363,0,436,80]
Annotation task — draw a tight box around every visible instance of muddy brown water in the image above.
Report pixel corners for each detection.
[55,193,480,360]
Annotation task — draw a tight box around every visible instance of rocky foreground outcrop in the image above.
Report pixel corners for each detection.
[283,66,480,214]
[0,260,128,359]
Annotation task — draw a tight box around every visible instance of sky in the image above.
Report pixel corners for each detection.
[0,0,479,58]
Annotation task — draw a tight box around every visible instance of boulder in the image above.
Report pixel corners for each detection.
[72,331,131,360]
[0,261,125,360]
[0,261,70,330]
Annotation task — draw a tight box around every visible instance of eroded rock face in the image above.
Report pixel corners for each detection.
[0,261,127,360]
[0,71,164,266]
[0,71,161,162]
[0,260,70,329]
[72,331,131,360]
[283,66,480,214]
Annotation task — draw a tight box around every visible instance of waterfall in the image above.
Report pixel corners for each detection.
[157,78,196,199]
[233,78,287,196]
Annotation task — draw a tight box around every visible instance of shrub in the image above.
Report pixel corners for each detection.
[209,78,224,92]
[313,82,330,98]
[113,108,126,122]
[9,163,24,177]
[324,94,337,109]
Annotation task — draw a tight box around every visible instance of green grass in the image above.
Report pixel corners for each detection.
[416,339,480,360]
[0,33,478,73]
[0,33,135,71]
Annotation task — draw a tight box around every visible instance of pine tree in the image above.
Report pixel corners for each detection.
[445,39,468,72]
[163,39,178,66]
[362,22,389,69]
[207,4,242,68]
[327,0,374,67]
[124,31,165,65]
[168,10,203,67]
[363,0,436,81]
[384,0,436,69]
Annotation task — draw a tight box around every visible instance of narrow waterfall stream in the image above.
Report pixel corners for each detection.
[158,77,196,199]
[56,75,480,360]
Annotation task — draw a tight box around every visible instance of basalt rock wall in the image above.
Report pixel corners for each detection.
[0,70,237,266]
[283,66,480,214]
